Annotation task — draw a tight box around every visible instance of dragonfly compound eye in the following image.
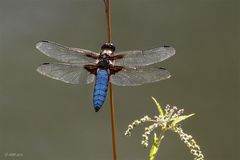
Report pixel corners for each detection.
[101,43,116,52]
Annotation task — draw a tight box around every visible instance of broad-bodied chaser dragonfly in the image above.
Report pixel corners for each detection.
[36,41,175,112]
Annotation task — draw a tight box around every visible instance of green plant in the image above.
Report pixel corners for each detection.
[125,97,204,160]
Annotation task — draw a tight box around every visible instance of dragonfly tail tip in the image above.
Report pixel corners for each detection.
[94,106,101,112]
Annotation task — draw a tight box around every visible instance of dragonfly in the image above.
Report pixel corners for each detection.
[36,41,175,112]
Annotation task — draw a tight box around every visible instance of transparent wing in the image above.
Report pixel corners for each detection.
[114,46,175,68]
[110,67,171,86]
[37,63,95,84]
[36,40,98,64]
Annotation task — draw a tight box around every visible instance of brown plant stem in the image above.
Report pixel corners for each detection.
[109,83,117,160]
[104,0,117,160]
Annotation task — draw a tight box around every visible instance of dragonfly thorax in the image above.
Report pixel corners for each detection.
[97,53,110,69]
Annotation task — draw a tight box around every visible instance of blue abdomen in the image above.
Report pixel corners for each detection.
[93,69,109,112]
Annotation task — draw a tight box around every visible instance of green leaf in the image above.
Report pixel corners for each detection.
[149,133,160,160]
[171,113,195,127]
[151,97,164,116]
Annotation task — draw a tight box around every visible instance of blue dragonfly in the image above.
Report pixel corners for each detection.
[36,41,175,112]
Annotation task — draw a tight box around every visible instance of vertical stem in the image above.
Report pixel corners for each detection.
[109,83,117,160]
[158,129,166,148]
[106,0,112,43]
[149,130,166,160]
[105,0,117,160]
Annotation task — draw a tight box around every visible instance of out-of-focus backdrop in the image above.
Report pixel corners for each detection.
[0,0,238,160]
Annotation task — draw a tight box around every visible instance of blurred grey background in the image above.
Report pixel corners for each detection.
[0,0,238,160]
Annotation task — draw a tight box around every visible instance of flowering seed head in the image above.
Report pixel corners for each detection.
[124,98,204,160]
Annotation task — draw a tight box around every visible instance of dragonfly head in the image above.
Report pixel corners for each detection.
[101,43,115,53]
